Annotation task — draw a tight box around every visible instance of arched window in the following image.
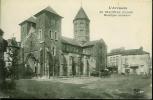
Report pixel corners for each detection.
[38,29,42,39]
[54,31,58,40]
[49,30,53,39]
[52,47,56,56]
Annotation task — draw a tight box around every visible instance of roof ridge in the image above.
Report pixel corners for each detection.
[19,16,36,25]
[34,6,63,18]
[61,36,81,46]
[108,48,149,56]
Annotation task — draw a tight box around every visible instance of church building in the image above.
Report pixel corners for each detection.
[19,6,107,78]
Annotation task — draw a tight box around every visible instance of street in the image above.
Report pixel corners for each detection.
[0,74,152,99]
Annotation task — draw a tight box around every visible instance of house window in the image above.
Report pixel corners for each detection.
[113,57,115,61]
[116,56,118,61]
[54,31,58,40]
[141,65,144,68]
[38,29,42,39]
[110,57,113,62]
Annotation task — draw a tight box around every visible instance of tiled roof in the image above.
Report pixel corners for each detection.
[122,49,149,55]
[108,49,149,56]
[34,6,63,18]
[19,16,36,25]
[74,7,89,21]
[61,36,81,47]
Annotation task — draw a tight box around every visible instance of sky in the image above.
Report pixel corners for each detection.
[0,0,152,54]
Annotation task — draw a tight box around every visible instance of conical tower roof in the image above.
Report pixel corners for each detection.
[74,7,89,21]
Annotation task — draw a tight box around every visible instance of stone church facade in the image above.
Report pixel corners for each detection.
[19,6,107,78]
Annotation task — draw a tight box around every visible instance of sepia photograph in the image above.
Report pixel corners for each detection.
[0,0,152,99]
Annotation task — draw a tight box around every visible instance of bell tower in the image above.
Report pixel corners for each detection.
[73,7,90,44]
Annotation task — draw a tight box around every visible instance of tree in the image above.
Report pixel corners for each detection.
[0,29,8,90]
[93,40,107,77]
[6,38,20,80]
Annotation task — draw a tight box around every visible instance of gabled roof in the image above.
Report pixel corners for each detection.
[34,6,63,18]
[61,36,81,47]
[19,16,36,25]
[108,48,149,56]
[74,7,89,21]
[122,49,149,55]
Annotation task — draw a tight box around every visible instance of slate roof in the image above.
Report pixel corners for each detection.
[108,48,149,56]
[19,16,36,25]
[61,36,105,48]
[83,40,99,47]
[74,7,89,21]
[61,36,81,47]
[34,6,63,18]
[83,38,106,47]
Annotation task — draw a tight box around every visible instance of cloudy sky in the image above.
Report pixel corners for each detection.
[0,0,152,54]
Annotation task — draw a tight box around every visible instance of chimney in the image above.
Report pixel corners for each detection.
[139,46,143,51]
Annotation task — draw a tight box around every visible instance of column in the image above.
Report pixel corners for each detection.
[59,64,63,76]
[75,57,78,76]
[67,55,72,76]
[83,56,87,76]
[76,64,80,76]
[77,56,81,76]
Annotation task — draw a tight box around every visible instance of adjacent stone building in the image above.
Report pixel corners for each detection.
[19,6,107,78]
[107,47,151,75]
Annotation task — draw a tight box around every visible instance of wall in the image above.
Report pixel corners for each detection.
[122,54,150,75]
[107,54,122,73]
[74,19,90,43]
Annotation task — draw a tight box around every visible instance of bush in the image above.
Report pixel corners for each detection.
[100,69,111,77]
[90,71,99,77]
[0,80,16,91]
